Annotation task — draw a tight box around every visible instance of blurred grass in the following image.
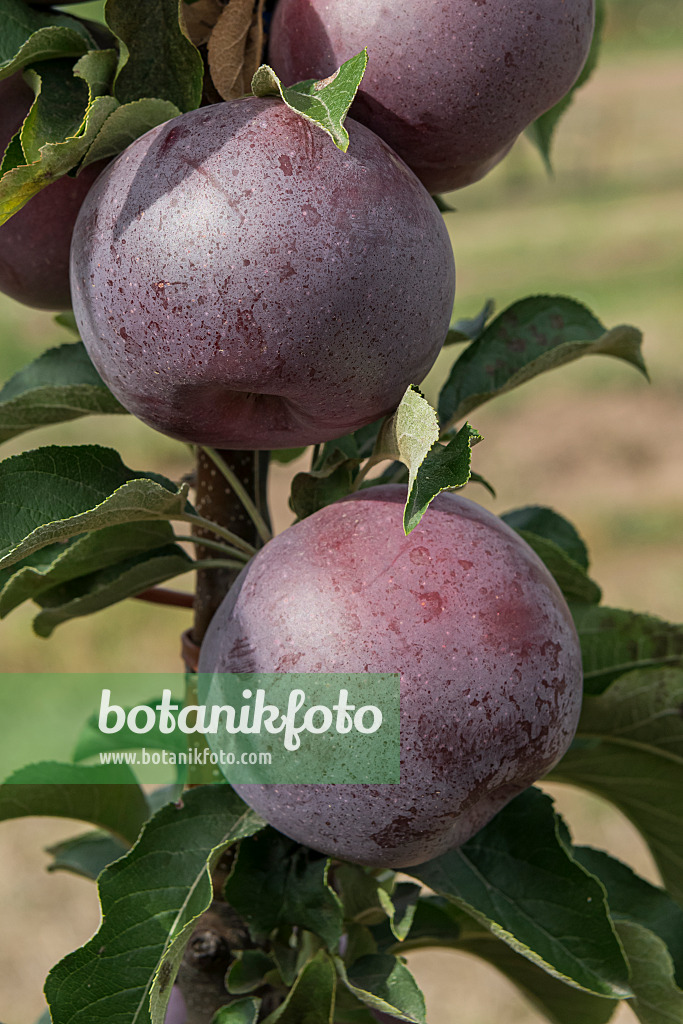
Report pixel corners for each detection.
[0,10,681,1023]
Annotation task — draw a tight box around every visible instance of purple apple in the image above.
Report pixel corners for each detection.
[269,0,595,192]
[163,986,187,1024]
[0,74,105,310]
[198,485,583,867]
[69,97,454,449]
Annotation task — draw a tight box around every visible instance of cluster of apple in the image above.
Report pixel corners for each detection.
[0,0,594,865]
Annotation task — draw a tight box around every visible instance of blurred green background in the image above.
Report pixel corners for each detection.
[0,1,681,1020]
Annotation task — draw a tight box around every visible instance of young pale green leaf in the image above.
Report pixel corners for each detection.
[290,446,360,520]
[0,445,190,572]
[46,830,129,880]
[615,921,683,1024]
[252,49,368,152]
[0,0,94,80]
[45,786,265,1024]
[438,295,647,429]
[403,422,482,534]
[406,788,631,999]
[80,97,182,167]
[374,386,439,489]
[224,829,344,951]
[105,0,204,112]
[526,0,606,171]
[384,897,617,1024]
[0,521,179,616]
[0,51,119,225]
[262,950,336,1024]
[569,605,683,696]
[32,545,194,636]
[550,666,683,905]
[73,696,186,763]
[502,506,589,569]
[514,530,601,605]
[0,341,125,444]
[0,761,149,844]
[444,299,496,346]
[573,847,683,985]
[336,954,427,1023]
[213,998,261,1024]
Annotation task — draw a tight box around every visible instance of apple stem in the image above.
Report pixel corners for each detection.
[201,446,272,545]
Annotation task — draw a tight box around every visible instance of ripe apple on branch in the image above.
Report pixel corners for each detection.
[0,3,677,1024]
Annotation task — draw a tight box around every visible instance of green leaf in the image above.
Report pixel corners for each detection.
[406,788,630,998]
[336,954,426,1024]
[21,58,91,162]
[270,447,306,465]
[501,506,589,569]
[226,950,276,996]
[378,883,421,943]
[615,921,683,1024]
[0,342,125,444]
[570,605,683,696]
[54,310,79,334]
[0,761,149,844]
[573,847,683,985]
[73,696,187,763]
[403,422,482,534]
[386,897,617,1024]
[550,666,683,905]
[224,829,344,951]
[0,445,189,572]
[252,49,368,152]
[0,0,94,80]
[526,0,606,171]
[0,50,119,225]
[44,786,265,1024]
[263,950,336,1024]
[32,545,194,636]
[444,299,496,346]
[438,295,648,429]
[0,521,180,616]
[105,0,204,112]
[290,446,359,520]
[46,830,129,880]
[513,530,601,605]
[334,865,419,943]
[80,97,182,168]
[213,998,261,1024]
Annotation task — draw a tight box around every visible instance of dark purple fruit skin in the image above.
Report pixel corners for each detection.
[70,97,454,449]
[198,485,582,868]
[269,0,595,193]
[0,75,104,310]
